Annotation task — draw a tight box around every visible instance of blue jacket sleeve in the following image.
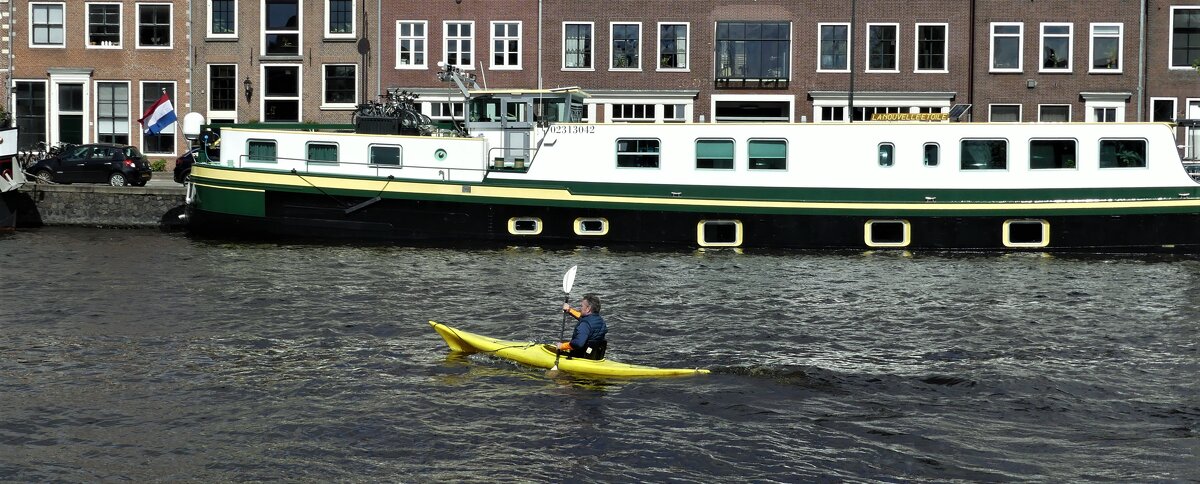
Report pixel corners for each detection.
[569,320,592,350]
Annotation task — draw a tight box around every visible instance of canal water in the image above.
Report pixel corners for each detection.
[1,227,1196,481]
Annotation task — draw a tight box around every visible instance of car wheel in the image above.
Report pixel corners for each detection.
[109,172,127,187]
[34,169,54,184]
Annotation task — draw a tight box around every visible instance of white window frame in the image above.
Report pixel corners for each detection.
[817,22,851,72]
[609,103,655,123]
[320,63,358,110]
[395,20,428,70]
[656,22,689,72]
[609,22,642,71]
[1169,6,1200,70]
[261,0,303,57]
[988,104,1023,123]
[489,21,522,70]
[29,3,66,49]
[914,23,948,73]
[1037,104,1072,122]
[1149,97,1177,123]
[85,2,123,49]
[1089,23,1123,73]
[562,21,595,71]
[1039,22,1072,73]
[139,81,177,155]
[324,0,355,39]
[990,22,1024,73]
[207,63,238,123]
[866,23,900,73]
[207,0,238,39]
[135,3,173,50]
[260,64,303,123]
[443,20,475,70]
[93,80,131,144]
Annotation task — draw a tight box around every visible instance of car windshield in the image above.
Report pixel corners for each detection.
[124,147,143,158]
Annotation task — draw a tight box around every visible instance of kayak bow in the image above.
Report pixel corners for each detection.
[429,321,709,377]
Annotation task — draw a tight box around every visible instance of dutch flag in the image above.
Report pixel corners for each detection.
[138,93,177,135]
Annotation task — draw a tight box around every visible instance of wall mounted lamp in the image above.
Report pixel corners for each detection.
[243,76,253,101]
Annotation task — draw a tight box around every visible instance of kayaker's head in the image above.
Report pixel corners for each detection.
[581,294,601,315]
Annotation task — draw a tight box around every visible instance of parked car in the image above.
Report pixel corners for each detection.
[173,147,200,184]
[27,143,153,187]
[1186,163,1200,182]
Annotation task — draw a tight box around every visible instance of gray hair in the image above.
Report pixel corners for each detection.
[582,294,601,314]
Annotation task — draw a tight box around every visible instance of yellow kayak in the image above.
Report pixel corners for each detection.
[429,321,710,378]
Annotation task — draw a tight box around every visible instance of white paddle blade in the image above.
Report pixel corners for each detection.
[562,265,578,294]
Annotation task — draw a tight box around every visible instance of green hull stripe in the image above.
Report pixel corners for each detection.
[195,183,265,217]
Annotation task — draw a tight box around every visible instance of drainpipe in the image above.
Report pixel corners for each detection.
[538,0,543,90]
[968,0,976,122]
[848,0,855,123]
[187,0,193,119]
[6,0,13,120]
[376,0,382,97]
[1137,0,1146,121]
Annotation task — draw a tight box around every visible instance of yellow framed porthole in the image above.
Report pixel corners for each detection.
[573,217,609,236]
[864,219,911,247]
[1003,219,1050,248]
[507,217,543,235]
[696,220,743,247]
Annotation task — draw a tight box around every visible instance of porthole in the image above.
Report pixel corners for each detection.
[864,219,911,247]
[1003,219,1050,248]
[696,220,743,247]
[508,217,542,235]
[574,217,609,236]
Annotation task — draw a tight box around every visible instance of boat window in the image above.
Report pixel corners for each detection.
[696,220,743,247]
[469,96,501,122]
[306,142,339,164]
[696,139,734,170]
[1099,139,1147,168]
[1030,139,1076,169]
[574,217,609,236]
[748,139,787,170]
[1003,219,1050,247]
[923,143,939,166]
[864,220,911,247]
[960,139,1007,170]
[370,145,401,166]
[878,143,895,167]
[616,139,660,168]
[507,217,542,235]
[248,140,277,163]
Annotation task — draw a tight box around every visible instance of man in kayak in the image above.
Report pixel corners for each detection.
[558,294,608,360]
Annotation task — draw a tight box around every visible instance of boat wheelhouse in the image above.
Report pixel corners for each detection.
[184,72,1200,251]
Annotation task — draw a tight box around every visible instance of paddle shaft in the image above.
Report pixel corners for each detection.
[553,294,569,370]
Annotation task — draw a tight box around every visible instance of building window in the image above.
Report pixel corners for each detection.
[659,23,688,70]
[1171,7,1200,69]
[248,140,277,163]
[209,0,236,37]
[141,82,175,154]
[748,139,787,170]
[663,104,686,122]
[616,139,660,168]
[15,82,48,149]
[961,139,1008,170]
[716,22,790,87]
[491,21,521,69]
[1151,98,1176,123]
[818,23,849,72]
[1030,139,1076,169]
[444,21,474,68]
[989,104,1021,122]
[611,23,641,70]
[323,65,356,107]
[1090,23,1122,72]
[564,23,593,70]
[263,65,300,122]
[696,139,734,170]
[867,23,898,71]
[87,3,122,48]
[396,21,427,69]
[923,143,939,166]
[820,106,846,122]
[1038,105,1070,122]
[30,3,65,47]
[915,24,947,72]
[137,4,171,48]
[611,104,654,122]
[307,142,338,164]
[1093,107,1117,122]
[1099,139,1147,168]
[96,82,129,145]
[370,145,401,166]
[209,64,237,113]
[991,23,1023,72]
[326,0,353,37]
[264,0,300,55]
[1040,23,1072,71]
[428,102,464,120]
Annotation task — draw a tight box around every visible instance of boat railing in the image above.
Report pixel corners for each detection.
[486,147,535,173]
[233,154,488,182]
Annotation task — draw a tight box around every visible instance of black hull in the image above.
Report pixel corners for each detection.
[187,192,1200,252]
